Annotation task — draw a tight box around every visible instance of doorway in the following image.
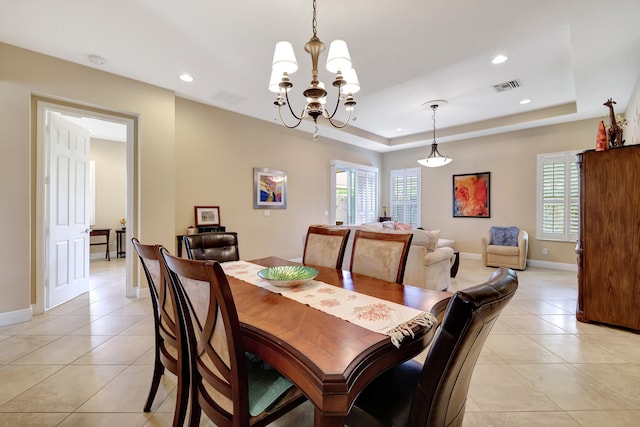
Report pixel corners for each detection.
[34,99,137,313]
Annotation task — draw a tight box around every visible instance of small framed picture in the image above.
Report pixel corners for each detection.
[254,167,287,209]
[194,206,221,226]
[452,172,490,218]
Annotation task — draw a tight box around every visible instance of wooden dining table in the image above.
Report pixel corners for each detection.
[228,257,452,427]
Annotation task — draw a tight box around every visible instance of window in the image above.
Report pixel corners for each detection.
[536,151,579,241]
[331,160,378,225]
[390,168,421,227]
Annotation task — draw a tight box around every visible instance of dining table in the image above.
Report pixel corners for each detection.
[226,257,452,427]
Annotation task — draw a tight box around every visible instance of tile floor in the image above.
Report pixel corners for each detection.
[0,257,639,426]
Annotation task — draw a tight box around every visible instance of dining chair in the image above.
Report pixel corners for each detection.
[302,225,351,269]
[346,267,518,427]
[131,239,188,427]
[350,230,413,284]
[183,231,240,262]
[160,249,307,427]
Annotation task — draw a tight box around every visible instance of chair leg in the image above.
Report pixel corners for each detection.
[143,356,165,412]
[172,364,189,427]
[187,377,203,427]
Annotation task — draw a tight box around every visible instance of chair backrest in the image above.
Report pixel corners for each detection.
[350,230,413,284]
[409,267,518,426]
[183,232,239,262]
[131,238,179,370]
[160,249,251,426]
[302,226,351,269]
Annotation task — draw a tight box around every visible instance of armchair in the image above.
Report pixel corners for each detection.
[481,226,528,270]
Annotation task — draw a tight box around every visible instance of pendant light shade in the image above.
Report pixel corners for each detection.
[418,101,452,167]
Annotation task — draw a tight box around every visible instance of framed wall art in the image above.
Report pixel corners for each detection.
[452,172,490,218]
[253,167,287,209]
[194,206,221,226]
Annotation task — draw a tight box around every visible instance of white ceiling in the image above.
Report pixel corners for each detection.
[2,0,639,152]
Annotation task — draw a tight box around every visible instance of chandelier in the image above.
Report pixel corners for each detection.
[269,0,360,139]
[417,101,452,167]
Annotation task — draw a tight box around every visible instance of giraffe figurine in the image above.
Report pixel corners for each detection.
[603,98,625,147]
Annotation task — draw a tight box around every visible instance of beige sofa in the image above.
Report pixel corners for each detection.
[340,224,455,291]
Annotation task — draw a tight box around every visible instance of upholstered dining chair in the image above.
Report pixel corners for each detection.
[302,225,351,269]
[183,231,240,262]
[160,249,307,427]
[346,267,518,427]
[131,239,188,427]
[350,230,413,284]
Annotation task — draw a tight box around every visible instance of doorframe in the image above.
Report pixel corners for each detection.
[34,98,138,314]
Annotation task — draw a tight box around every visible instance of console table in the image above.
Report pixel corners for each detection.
[90,228,111,261]
[115,229,126,258]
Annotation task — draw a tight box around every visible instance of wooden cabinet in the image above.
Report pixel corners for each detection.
[576,145,640,331]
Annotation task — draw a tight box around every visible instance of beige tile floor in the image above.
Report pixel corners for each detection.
[1,257,639,426]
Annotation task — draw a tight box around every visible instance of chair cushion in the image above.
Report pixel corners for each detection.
[350,359,422,427]
[490,226,519,246]
[394,222,413,231]
[246,353,295,416]
[414,229,440,251]
[361,222,384,231]
[487,244,520,255]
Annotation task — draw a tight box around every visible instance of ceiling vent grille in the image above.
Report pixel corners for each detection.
[493,79,522,93]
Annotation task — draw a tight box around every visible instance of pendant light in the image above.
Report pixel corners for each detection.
[418,100,452,167]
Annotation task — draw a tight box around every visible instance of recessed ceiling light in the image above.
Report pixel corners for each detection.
[492,55,508,64]
[520,98,532,105]
[179,74,194,82]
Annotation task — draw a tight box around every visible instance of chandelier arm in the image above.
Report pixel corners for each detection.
[283,89,305,121]
[322,85,343,120]
[326,109,353,129]
[277,105,304,129]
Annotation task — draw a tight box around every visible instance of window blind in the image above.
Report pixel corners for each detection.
[390,168,421,227]
[537,151,579,241]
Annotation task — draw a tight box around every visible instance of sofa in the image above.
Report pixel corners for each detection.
[339,223,455,291]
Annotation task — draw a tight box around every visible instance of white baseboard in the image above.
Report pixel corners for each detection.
[460,252,578,272]
[0,307,33,327]
[136,286,150,299]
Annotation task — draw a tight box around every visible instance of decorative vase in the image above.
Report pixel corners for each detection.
[596,120,608,151]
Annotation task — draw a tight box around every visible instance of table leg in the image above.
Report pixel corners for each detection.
[314,408,345,427]
[450,250,460,278]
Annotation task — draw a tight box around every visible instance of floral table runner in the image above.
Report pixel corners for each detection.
[222,261,436,348]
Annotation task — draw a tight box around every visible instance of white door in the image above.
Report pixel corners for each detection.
[46,113,91,309]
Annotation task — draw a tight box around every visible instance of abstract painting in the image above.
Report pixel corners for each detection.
[453,172,490,218]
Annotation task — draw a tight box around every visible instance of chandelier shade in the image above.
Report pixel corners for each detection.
[417,101,452,167]
[269,0,359,139]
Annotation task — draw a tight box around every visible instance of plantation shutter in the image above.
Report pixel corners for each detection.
[390,168,421,227]
[537,151,579,241]
[355,168,377,224]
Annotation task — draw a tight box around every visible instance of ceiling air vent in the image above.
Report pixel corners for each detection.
[493,79,522,93]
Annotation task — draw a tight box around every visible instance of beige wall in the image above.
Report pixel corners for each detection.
[90,138,126,255]
[174,98,381,260]
[0,82,31,316]
[0,41,176,314]
[382,119,603,265]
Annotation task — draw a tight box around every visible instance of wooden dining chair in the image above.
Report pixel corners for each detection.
[302,225,351,269]
[346,267,518,427]
[160,249,307,427]
[350,230,413,284]
[131,239,188,427]
[183,231,240,262]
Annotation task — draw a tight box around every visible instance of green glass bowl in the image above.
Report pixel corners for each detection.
[257,265,319,287]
